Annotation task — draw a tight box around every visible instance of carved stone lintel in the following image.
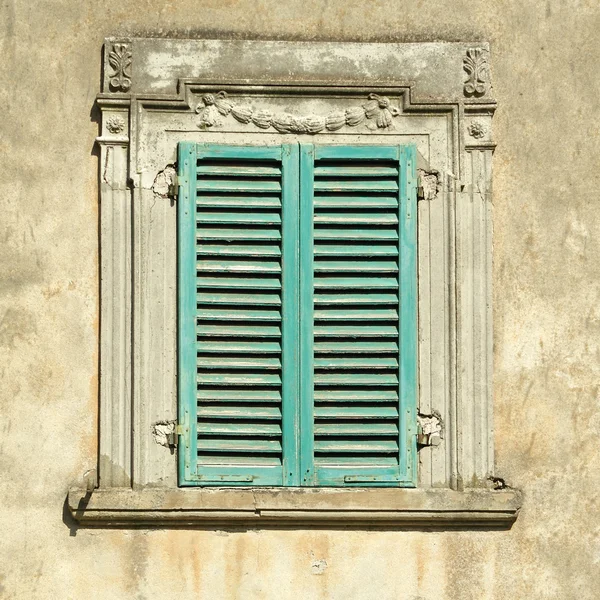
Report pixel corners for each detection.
[108,43,132,93]
[463,48,490,97]
[196,91,400,133]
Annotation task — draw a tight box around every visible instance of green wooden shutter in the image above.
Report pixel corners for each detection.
[300,144,418,487]
[178,142,417,488]
[178,143,300,486]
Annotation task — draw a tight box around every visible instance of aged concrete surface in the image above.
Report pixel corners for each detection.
[1,1,600,598]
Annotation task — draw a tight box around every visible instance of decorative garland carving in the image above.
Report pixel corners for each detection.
[196,92,400,133]
[463,48,490,97]
[108,43,132,92]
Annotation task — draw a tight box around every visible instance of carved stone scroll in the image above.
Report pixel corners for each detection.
[108,43,132,92]
[463,48,490,97]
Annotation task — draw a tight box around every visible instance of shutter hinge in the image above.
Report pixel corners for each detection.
[417,423,442,447]
[167,424,186,448]
[167,174,179,201]
[417,174,425,201]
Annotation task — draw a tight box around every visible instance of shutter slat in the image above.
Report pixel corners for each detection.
[198,423,282,436]
[313,166,399,177]
[197,196,282,208]
[314,325,398,337]
[314,228,398,241]
[314,390,398,402]
[197,165,281,177]
[198,356,281,369]
[315,440,398,453]
[197,292,281,306]
[315,423,398,435]
[197,244,282,257]
[197,228,281,241]
[200,456,282,465]
[314,406,398,420]
[198,406,281,419]
[314,245,398,257]
[315,456,399,466]
[196,212,281,225]
[197,389,281,402]
[314,260,398,273]
[197,277,281,289]
[197,439,282,453]
[314,309,398,320]
[197,341,282,354]
[314,373,398,385]
[314,341,399,354]
[197,373,282,386]
[196,324,281,337]
[314,180,398,192]
[314,196,398,208]
[314,277,398,289]
[315,357,398,369]
[314,213,399,225]
[196,260,281,273]
[196,180,282,192]
[197,308,280,321]
[314,293,398,305]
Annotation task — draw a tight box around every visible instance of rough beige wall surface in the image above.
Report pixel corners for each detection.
[1,0,599,598]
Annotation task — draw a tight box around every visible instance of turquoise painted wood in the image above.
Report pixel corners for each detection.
[179,143,292,487]
[178,142,418,488]
[177,141,198,486]
[307,144,418,487]
[299,144,316,485]
[398,144,418,486]
[280,144,301,486]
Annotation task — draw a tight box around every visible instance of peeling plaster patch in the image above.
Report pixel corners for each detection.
[488,476,508,490]
[311,558,328,575]
[151,420,176,447]
[417,412,443,446]
[418,168,441,200]
[103,147,112,184]
[213,530,230,537]
[152,165,176,198]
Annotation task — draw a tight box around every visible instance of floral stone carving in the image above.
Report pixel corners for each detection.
[106,116,126,134]
[467,121,487,139]
[463,48,490,97]
[108,43,132,92]
[196,91,400,133]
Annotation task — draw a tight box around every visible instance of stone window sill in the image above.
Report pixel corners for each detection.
[68,487,521,527]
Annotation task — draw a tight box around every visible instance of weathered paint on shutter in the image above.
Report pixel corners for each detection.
[178,143,300,486]
[300,144,418,487]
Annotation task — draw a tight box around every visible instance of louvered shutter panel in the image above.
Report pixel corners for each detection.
[178,143,300,486]
[300,144,418,487]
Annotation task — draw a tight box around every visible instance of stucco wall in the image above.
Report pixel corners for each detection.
[1,1,599,598]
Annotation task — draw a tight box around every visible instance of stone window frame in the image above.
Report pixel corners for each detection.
[68,38,521,526]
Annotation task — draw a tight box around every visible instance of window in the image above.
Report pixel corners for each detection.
[178,142,417,487]
[68,38,521,526]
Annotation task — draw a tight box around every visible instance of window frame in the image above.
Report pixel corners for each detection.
[68,38,521,527]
